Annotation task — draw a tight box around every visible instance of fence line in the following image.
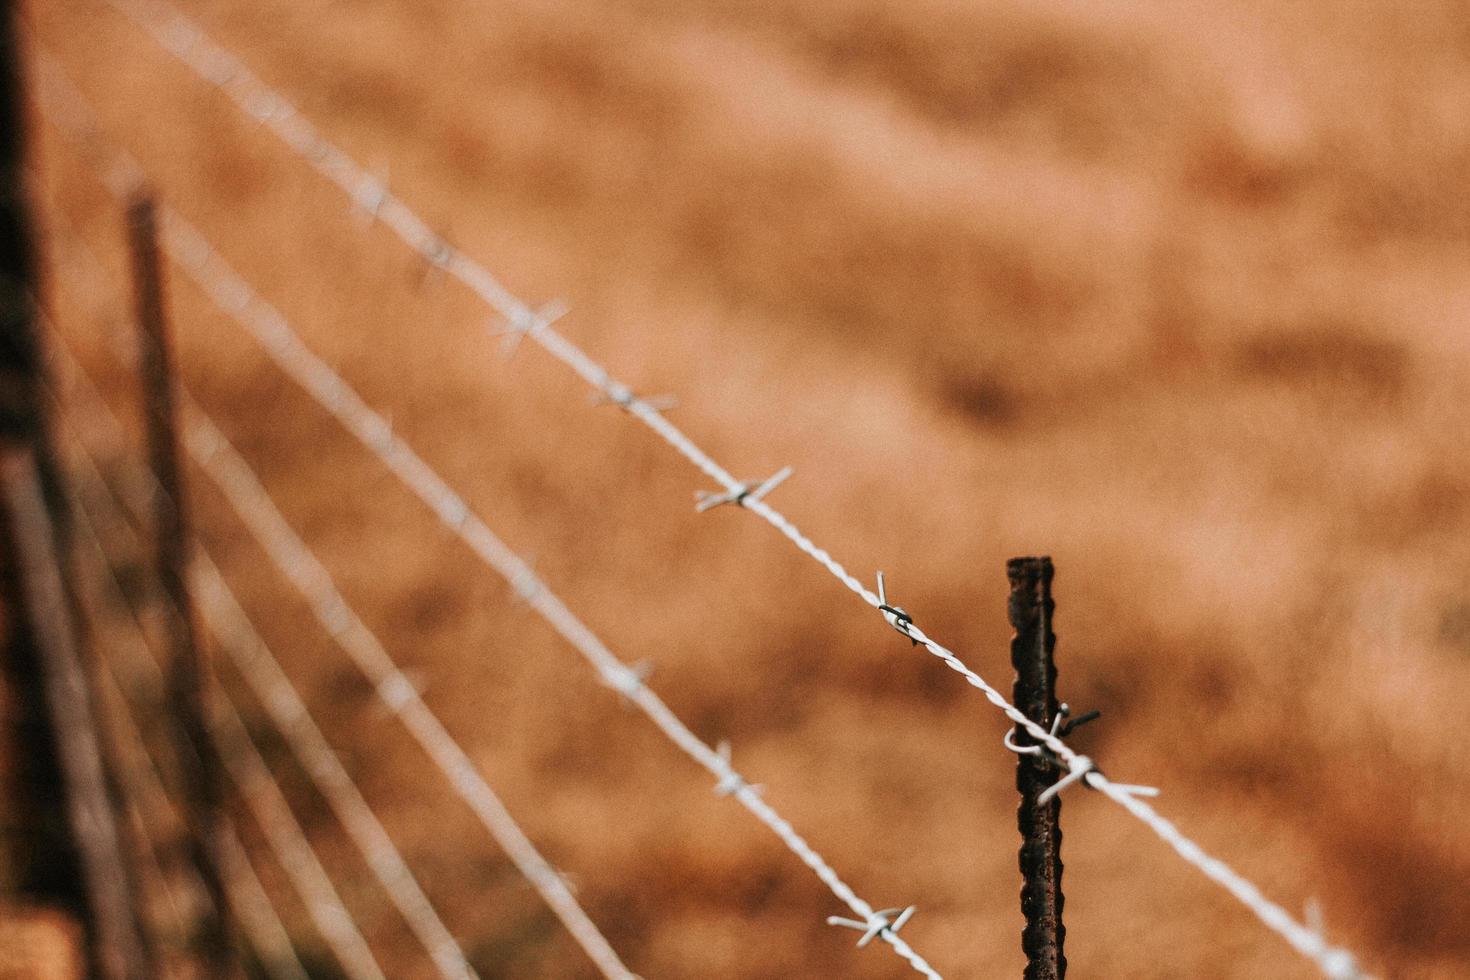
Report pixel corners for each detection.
[63,422,387,980]
[33,55,942,979]
[44,5,1372,976]
[60,447,310,980]
[38,215,638,980]
[42,318,483,980]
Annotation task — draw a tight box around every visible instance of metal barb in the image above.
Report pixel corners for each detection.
[695,466,793,513]
[1035,755,1159,805]
[590,379,676,414]
[602,660,654,704]
[712,741,763,798]
[1037,756,1095,805]
[495,300,569,361]
[875,572,919,645]
[826,906,917,949]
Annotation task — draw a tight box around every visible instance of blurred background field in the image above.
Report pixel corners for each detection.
[9,0,1470,976]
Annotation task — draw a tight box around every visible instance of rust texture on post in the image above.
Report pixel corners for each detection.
[1008,556,1066,980]
[125,191,234,975]
[1,450,150,980]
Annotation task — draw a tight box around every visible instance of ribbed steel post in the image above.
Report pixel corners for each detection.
[1008,556,1066,980]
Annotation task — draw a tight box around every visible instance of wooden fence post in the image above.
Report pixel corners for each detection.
[124,190,235,976]
[1009,556,1066,980]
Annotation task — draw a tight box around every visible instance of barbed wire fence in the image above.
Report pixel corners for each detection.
[4,0,1384,976]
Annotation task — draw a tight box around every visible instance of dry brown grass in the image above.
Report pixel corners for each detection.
[17,0,1470,976]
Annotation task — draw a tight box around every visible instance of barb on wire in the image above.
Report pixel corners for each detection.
[49,8,1374,976]
[828,906,917,949]
[875,572,919,647]
[999,705,1156,806]
[493,300,568,361]
[713,741,762,798]
[695,466,792,513]
[589,378,677,414]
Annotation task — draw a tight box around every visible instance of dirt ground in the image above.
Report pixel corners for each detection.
[12,0,1470,976]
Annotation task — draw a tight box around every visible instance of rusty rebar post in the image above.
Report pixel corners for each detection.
[125,191,234,976]
[1009,556,1066,980]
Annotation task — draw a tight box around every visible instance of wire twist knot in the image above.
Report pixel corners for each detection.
[827,906,917,949]
[875,572,919,646]
[695,466,792,513]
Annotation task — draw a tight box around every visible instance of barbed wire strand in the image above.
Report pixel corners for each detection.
[55,6,1370,976]
[33,53,942,980]
[61,420,389,980]
[42,319,484,980]
[63,463,310,980]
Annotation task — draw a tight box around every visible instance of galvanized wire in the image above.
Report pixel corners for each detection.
[51,6,1372,976]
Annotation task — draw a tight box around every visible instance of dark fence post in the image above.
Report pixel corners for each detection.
[0,450,151,979]
[1,5,153,977]
[124,190,234,976]
[1009,556,1066,980]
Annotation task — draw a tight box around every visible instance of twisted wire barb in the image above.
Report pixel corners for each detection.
[64,469,309,980]
[64,430,387,980]
[33,60,941,979]
[55,6,1371,976]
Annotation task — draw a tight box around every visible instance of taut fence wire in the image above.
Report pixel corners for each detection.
[22,0,1381,975]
